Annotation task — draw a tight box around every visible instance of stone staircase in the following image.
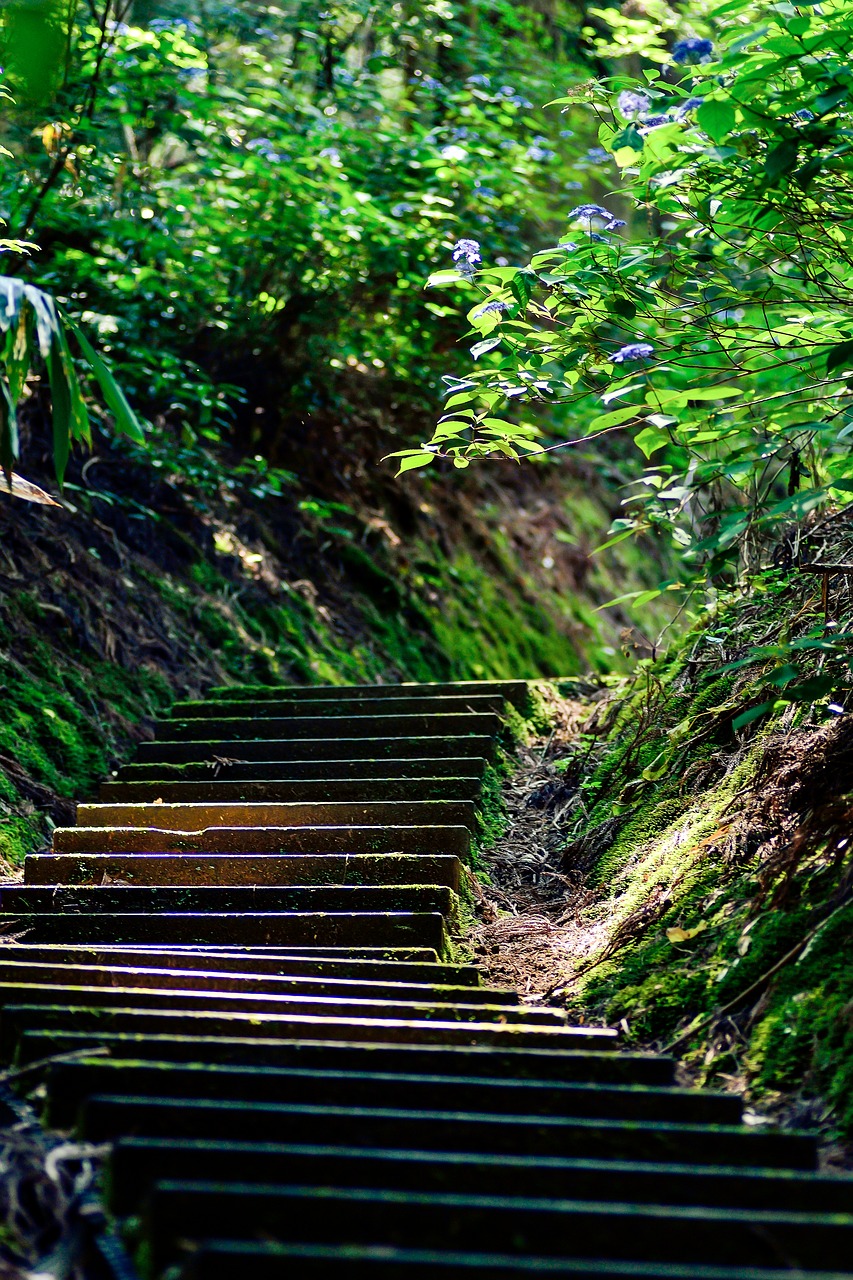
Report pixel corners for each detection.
[0,679,851,1278]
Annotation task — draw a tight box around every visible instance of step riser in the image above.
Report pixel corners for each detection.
[106,1138,853,1218]
[116,758,488,783]
[169,696,507,718]
[24,854,463,890]
[143,1183,853,1272]
[73,800,479,833]
[0,945,478,984]
[98,779,482,804]
[1,886,459,917]
[157,714,502,742]
[79,1098,814,1170]
[206,681,530,707]
[0,911,449,951]
[45,1063,737,1129]
[135,736,496,763]
[52,826,472,856]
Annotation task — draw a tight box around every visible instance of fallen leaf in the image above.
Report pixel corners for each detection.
[666,920,708,944]
[0,472,61,506]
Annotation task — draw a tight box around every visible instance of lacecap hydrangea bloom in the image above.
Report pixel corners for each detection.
[618,90,651,117]
[672,37,714,65]
[452,239,482,277]
[612,343,654,363]
[569,204,625,233]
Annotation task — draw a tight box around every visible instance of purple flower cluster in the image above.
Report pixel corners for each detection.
[618,90,651,118]
[452,239,482,277]
[473,300,509,318]
[612,343,654,363]
[672,37,714,65]
[569,204,625,233]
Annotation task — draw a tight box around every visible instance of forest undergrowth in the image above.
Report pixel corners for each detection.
[472,510,853,1164]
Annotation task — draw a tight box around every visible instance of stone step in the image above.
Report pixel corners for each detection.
[45,1060,738,1131]
[2,1006,608,1057]
[24,853,464,890]
[169,695,508,719]
[136,735,496,763]
[17,1033,636,1081]
[73,799,479,833]
[140,1181,853,1273]
[0,959,513,1005]
[106,1136,853,1219]
[180,1239,853,1280]
[52,825,472,856]
[0,944,478,985]
[207,680,530,707]
[0,884,460,921]
[157,713,502,743]
[0,910,449,950]
[77,1096,815,1169]
[0,982,556,1028]
[98,777,482,804]
[116,757,488,783]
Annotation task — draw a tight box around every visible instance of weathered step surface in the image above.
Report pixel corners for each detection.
[24,853,464,889]
[98,777,482,803]
[116,756,488,782]
[51,824,472,856]
[1,676,849,1280]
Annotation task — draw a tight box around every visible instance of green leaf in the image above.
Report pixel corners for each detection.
[471,336,502,360]
[826,339,853,374]
[696,99,736,142]
[0,379,18,479]
[732,701,776,731]
[71,324,144,443]
[635,425,670,457]
[395,451,436,475]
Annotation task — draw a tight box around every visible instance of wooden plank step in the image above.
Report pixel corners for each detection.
[0,910,449,950]
[135,735,496,763]
[140,1181,853,1271]
[52,825,472,856]
[157,713,502,742]
[180,1239,853,1280]
[0,959,514,1005]
[105,1137,853,1218]
[78,1096,816,1169]
[45,1060,738,1129]
[17,1033,640,1083]
[0,982,557,1026]
[169,695,508,718]
[0,944,478,985]
[116,757,488,782]
[1,1006,607,1057]
[24,853,464,890]
[73,800,479,833]
[207,680,530,707]
[98,778,482,804]
[0,884,461,920]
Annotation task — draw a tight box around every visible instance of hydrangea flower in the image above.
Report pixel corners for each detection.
[452,238,482,277]
[612,342,655,363]
[467,74,490,87]
[568,204,625,233]
[672,37,714,65]
[473,300,509,318]
[618,90,651,117]
[527,144,555,162]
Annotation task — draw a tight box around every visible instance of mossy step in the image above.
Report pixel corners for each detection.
[0,959,512,1006]
[19,1033,634,1085]
[46,1060,738,1132]
[116,757,488,783]
[77,1095,816,1170]
[98,778,482,804]
[0,910,449,950]
[52,825,472,857]
[180,1238,853,1280]
[0,983,556,1028]
[136,735,495,764]
[3,1006,602,1058]
[106,1137,853,1220]
[0,884,460,921]
[0,944,476,985]
[25,853,464,890]
[156,713,502,743]
[208,680,530,708]
[141,1181,853,1273]
[169,695,508,718]
[74,800,479,833]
